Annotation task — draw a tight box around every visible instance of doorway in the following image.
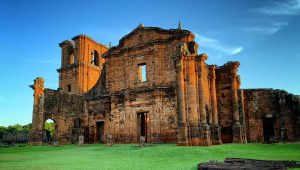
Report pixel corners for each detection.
[221,126,233,143]
[137,112,147,142]
[263,117,275,143]
[96,121,104,143]
[43,119,56,144]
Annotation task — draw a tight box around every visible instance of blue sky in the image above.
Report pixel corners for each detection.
[0,0,299,126]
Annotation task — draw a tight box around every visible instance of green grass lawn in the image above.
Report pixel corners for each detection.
[0,143,300,170]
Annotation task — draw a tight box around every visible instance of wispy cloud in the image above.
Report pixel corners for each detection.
[195,33,243,59]
[32,59,60,64]
[257,0,300,15]
[246,0,299,36]
[245,21,289,35]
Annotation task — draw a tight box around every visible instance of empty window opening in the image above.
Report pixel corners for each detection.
[138,63,147,82]
[91,50,99,66]
[67,85,71,92]
[74,118,81,128]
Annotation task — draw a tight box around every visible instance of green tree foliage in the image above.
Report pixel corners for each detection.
[7,124,23,132]
[22,124,32,133]
[0,123,32,139]
[0,126,7,139]
[44,122,54,136]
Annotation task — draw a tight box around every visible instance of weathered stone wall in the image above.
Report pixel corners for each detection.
[30,26,299,146]
[215,62,245,143]
[85,95,111,143]
[58,35,108,94]
[102,27,189,143]
[107,88,177,143]
[42,89,85,144]
[216,64,234,125]
[104,28,193,93]
[243,89,300,142]
[3,132,29,143]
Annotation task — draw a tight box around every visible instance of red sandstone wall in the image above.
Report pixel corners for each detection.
[105,89,177,143]
[243,89,299,142]
[43,89,85,144]
[102,27,194,143]
[215,62,243,143]
[216,67,233,127]
[105,36,184,93]
[58,35,108,94]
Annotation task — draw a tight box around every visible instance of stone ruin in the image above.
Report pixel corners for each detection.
[29,25,300,146]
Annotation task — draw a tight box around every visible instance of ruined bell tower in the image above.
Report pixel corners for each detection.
[57,35,108,94]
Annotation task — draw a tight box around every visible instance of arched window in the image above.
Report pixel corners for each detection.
[91,50,99,66]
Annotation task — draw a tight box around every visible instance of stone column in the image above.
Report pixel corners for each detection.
[238,89,247,143]
[197,54,211,146]
[187,59,200,146]
[29,77,45,145]
[210,65,222,145]
[231,62,243,143]
[173,55,189,146]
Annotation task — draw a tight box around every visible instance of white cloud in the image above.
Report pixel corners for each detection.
[246,22,289,35]
[258,0,300,15]
[32,59,59,64]
[195,33,243,59]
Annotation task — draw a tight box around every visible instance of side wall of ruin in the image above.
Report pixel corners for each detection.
[243,89,300,143]
[43,89,85,144]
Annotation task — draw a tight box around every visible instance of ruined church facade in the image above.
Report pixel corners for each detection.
[29,26,300,146]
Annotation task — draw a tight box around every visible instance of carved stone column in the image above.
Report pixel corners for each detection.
[187,58,200,145]
[173,55,189,146]
[197,54,211,146]
[231,62,243,143]
[210,65,222,145]
[29,77,45,145]
[238,89,247,143]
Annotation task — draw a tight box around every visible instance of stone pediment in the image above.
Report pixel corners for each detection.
[103,26,194,58]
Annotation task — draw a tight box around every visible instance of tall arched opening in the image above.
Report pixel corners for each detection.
[43,119,56,144]
[91,50,100,67]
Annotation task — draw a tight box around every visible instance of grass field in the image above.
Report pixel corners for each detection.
[0,143,300,170]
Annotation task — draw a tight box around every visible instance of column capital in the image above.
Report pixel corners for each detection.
[209,64,217,69]
[209,65,217,78]
[228,61,240,70]
[196,53,208,62]
[173,56,184,72]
